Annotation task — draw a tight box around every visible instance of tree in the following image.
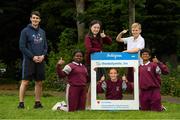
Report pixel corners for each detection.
[129,0,135,31]
[76,0,85,42]
[142,0,180,68]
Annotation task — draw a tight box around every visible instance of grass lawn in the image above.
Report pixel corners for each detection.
[0,90,180,119]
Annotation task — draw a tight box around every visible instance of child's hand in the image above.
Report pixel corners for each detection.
[121,29,128,34]
[99,75,105,82]
[57,57,65,65]
[152,56,159,63]
[122,74,128,82]
[100,30,106,38]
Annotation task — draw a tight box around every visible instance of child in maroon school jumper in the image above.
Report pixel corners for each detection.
[97,68,132,100]
[84,20,112,68]
[56,50,89,112]
[84,20,112,108]
[139,48,169,111]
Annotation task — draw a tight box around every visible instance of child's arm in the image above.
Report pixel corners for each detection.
[123,48,140,53]
[152,57,169,75]
[122,75,133,92]
[100,30,112,44]
[56,58,69,78]
[97,75,106,93]
[116,29,128,42]
[122,75,127,90]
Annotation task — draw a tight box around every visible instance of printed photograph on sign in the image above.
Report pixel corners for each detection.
[91,52,139,110]
[95,67,134,100]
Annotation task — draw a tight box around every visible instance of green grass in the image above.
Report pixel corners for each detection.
[0,91,180,119]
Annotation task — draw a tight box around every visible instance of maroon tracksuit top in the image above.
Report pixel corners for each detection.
[97,79,132,100]
[84,35,112,65]
[139,61,169,90]
[56,62,88,111]
[139,61,169,111]
[56,62,88,86]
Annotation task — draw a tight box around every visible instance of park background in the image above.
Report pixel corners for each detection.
[0,0,180,119]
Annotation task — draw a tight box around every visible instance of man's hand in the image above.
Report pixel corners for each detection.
[33,56,40,63]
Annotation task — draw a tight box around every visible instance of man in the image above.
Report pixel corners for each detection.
[18,11,48,109]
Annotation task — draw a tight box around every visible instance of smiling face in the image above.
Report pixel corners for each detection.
[141,52,150,63]
[131,23,142,39]
[30,14,41,28]
[73,52,83,63]
[90,23,101,36]
[108,68,118,82]
[131,27,141,39]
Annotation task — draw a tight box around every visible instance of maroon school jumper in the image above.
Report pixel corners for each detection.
[84,35,112,66]
[97,79,132,100]
[139,61,169,111]
[56,62,88,112]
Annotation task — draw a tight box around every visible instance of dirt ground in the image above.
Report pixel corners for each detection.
[0,84,179,104]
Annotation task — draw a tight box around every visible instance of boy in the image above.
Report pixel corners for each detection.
[139,48,169,111]
[116,23,145,83]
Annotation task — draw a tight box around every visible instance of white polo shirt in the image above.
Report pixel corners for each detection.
[123,35,145,51]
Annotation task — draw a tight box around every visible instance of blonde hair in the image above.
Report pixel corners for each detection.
[131,22,141,30]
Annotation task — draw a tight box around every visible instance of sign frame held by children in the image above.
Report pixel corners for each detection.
[91,52,139,110]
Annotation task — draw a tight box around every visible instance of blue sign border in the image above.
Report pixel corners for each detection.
[91,52,138,60]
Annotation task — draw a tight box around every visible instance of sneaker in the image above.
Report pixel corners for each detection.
[18,102,25,109]
[52,102,62,110]
[86,106,91,110]
[52,101,67,111]
[161,105,167,111]
[34,101,43,109]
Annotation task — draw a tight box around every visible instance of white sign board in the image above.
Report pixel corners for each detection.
[91,52,139,110]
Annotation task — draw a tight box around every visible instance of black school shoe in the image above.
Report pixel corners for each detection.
[34,101,43,109]
[18,102,25,109]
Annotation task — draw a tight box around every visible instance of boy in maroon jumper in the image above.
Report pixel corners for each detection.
[56,50,88,112]
[139,48,169,111]
[97,68,132,100]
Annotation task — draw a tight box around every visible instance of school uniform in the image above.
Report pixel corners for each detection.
[139,61,169,111]
[56,61,88,111]
[123,35,145,82]
[84,34,112,66]
[97,79,132,100]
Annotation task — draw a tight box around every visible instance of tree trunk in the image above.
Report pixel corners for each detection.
[129,0,135,35]
[76,0,85,42]
[170,54,178,69]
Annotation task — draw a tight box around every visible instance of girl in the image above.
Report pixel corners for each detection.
[84,20,112,108]
[97,68,132,100]
[56,50,88,112]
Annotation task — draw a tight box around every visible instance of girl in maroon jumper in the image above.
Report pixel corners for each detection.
[84,20,112,108]
[97,68,132,100]
[56,50,88,112]
[84,20,112,67]
[139,48,169,111]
